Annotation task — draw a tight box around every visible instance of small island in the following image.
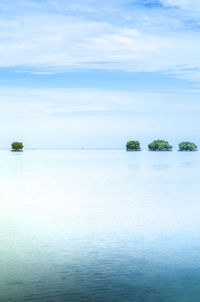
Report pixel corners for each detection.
[11,142,24,152]
[126,140,141,151]
[148,139,173,151]
[178,141,197,151]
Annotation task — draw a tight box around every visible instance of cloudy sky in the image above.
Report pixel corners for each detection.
[0,0,200,148]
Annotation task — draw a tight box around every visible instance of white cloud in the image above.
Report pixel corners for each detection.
[0,1,198,80]
[161,0,200,10]
[0,14,197,78]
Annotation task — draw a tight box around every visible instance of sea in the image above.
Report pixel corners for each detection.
[0,149,200,301]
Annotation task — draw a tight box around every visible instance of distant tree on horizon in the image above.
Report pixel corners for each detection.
[126,140,141,151]
[11,142,24,151]
[148,139,172,151]
[179,141,197,151]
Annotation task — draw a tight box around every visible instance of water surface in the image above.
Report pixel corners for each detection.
[1,150,200,301]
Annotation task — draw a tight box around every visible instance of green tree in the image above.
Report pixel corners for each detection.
[126,140,141,151]
[179,141,197,151]
[148,139,172,151]
[11,142,24,151]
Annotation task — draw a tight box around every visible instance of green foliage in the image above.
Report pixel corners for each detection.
[148,139,173,151]
[179,141,197,151]
[126,140,141,151]
[11,141,24,151]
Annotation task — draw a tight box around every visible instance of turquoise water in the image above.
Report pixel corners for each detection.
[1,150,200,301]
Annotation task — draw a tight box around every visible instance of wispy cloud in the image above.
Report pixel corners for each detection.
[0,0,198,81]
[0,86,199,148]
[0,86,199,117]
[161,0,200,10]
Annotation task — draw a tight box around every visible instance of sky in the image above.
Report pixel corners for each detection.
[0,0,200,149]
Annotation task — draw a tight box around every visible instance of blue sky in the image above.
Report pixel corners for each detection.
[0,0,200,148]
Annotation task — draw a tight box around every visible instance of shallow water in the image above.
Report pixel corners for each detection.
[1,150,200,301]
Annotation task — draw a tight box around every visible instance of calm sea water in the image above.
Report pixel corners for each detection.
[1,150,200,301]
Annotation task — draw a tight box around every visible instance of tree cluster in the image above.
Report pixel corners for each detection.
[126,140,141,151]
[126,140,198,151]
[178,142,197,151]
[11,142,24,151]
[148,140,173,151]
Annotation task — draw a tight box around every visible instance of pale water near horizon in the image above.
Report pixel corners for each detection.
[1,150,200,301]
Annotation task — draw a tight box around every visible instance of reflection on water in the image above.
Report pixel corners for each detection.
[0,150,200,301]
